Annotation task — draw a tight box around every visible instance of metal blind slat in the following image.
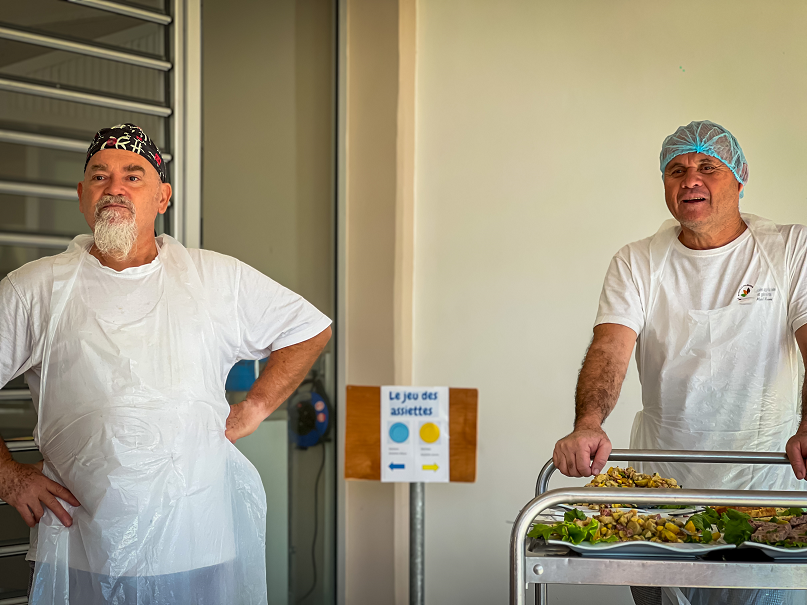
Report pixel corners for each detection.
[0,26,171,71]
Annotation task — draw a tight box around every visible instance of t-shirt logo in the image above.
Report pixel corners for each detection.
[737,284,754,300]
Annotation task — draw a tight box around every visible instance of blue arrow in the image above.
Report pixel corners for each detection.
[389,463,405,470]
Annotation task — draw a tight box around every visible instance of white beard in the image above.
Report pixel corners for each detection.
[93,195,138,262]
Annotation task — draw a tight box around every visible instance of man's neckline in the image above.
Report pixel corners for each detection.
[84,237,163,275]
[672,227,752,257]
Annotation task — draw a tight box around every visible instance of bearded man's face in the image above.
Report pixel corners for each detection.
[77,148,170,261]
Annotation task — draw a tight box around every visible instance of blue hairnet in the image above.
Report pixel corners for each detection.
[660,120,749,198]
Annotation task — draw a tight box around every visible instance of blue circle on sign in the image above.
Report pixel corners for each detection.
[389,422,409,443]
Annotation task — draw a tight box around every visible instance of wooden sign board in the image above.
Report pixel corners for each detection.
[345,385,478,482]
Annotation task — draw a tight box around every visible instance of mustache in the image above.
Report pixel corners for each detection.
[95,195,136,218]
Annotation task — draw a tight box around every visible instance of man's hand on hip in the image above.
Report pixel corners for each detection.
[0,460,80,528]
[225,327,332,444]
[786,427,807,480]
[553,425,612,477]
[225,397,267,443]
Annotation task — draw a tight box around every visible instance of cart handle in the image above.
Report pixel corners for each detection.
[536,449,791,497]
[511,486,807,605]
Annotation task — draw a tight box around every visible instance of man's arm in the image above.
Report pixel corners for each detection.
[225,326,332,443]
[552,323,637,477]
[785,324,807,479]
[0,277,81,526]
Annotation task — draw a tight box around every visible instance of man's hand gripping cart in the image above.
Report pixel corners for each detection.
[510,450,807,605]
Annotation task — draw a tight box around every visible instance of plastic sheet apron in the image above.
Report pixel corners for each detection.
[629,214,803,605]
[29,235,268,605]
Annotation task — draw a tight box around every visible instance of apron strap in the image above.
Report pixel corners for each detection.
[741,213,790,314]
[38,235,92,443]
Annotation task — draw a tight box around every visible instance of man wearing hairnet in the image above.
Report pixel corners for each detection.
[553,120,807,605]
[0,124,332,604]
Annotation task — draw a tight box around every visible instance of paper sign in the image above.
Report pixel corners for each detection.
[381,386,449,482]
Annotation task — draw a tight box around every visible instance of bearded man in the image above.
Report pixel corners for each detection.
[0,124,332,604]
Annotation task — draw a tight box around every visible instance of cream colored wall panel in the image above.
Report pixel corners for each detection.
[413,1,807,604]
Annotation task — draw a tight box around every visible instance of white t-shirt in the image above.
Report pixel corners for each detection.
[596,223,807,336]
[0,240,332,404]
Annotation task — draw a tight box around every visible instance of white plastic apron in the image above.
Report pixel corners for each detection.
[630,214,801,492]
[628,215,803,605]
[29,235,268,605]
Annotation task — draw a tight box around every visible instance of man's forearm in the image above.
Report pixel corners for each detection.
[246,326,332,418]
[574,324,635,430]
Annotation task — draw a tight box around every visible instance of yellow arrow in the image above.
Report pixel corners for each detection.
[422,464,439,471]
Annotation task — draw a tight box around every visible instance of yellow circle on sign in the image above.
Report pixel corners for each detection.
[420,422,440,444]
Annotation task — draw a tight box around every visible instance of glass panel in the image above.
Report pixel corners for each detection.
[0,39,166,103]
[0,91,168,149]
[0,400,38,442]
[0,143,85,187]
[0,194,87,237]
[0,245,63,280]
[1,0,167,58]
[0,554,31,595]
[2,375,26,390]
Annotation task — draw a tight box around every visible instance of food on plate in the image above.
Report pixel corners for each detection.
[714,506,776,518]
[528,508,717,545]
[585,466,681,489]
[750,510,807,547]
[592,508,693,543]
[577,466,682,510]
[529,506,807,549]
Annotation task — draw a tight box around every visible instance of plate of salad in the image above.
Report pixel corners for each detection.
[528,506,759,557]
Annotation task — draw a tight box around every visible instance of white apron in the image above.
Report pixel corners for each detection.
[630,213,801,491]
[29,235,268,605]
[628,214,803,605]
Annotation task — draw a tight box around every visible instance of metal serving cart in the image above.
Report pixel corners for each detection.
[510,450,807,605]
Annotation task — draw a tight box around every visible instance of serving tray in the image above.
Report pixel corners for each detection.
[739,542,807,559]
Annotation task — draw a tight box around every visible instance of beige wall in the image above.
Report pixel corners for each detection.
[410,1,807,604]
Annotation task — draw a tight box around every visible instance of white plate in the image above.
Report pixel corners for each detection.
[548,539,735,558]
[555,504,701,517]
[740,541,807,559]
